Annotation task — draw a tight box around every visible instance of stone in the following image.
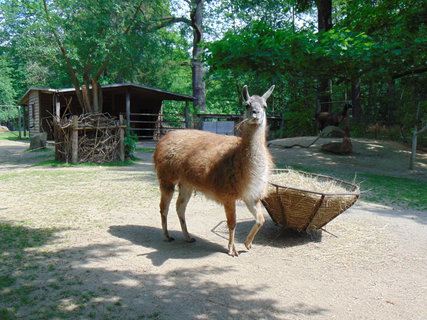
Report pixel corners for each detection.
[30,132,48,150]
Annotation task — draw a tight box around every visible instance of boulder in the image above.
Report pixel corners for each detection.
[30,132,48,150]
[0,126,9,132]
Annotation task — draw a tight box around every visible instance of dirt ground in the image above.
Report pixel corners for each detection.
[0,137,426,319]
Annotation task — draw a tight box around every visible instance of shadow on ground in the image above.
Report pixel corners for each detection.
[1,222,329,319]
[211,219,323,249]
[108,225,227,266]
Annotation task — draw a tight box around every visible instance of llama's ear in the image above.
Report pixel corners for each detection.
[242,85,250,101]
[262,85,275,101]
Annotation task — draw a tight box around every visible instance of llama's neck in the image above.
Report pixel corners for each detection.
[238,123,270,200]
[240,123,267,155]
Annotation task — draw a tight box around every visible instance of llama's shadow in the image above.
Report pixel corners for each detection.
[211,218,323,249]
[109,225,227,266]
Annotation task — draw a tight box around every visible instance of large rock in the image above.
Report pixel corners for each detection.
[30,133,47,150]
[0,126,9,132]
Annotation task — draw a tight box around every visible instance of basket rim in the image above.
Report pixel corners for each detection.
[269,168,360,197]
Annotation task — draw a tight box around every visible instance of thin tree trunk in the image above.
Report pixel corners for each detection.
[409,101,425,170]
[317,0,332,113]
[351,78,362,122]
[409,124,417,170]
[81,85,93,113]
[190,0,206,112]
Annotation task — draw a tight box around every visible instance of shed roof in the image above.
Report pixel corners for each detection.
[19,83,193,105]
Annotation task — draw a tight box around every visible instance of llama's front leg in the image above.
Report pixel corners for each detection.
[224,201,238,257]
[176,184,195,243]
[243,200,265,250]
[160,184,174,242]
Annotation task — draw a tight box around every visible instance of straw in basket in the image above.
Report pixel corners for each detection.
[261,169,360,231]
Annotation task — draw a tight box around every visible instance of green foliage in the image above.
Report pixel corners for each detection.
[206,1,427,138]
[0,55,16,105]
[0,0,425,141]
[0,107,18,124]
[124,129,139,158]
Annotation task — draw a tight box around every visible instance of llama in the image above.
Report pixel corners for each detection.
[153,85,275,256]
[316,103,352,132]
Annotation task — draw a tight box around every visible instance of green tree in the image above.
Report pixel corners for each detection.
[41,0,154,113]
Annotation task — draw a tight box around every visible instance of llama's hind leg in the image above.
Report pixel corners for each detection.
[160,183,175,241]
[176,183,195,243]
[224,201,238,257]
[243,200,265,250]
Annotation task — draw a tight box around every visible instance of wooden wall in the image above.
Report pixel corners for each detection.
[28,91,40,137]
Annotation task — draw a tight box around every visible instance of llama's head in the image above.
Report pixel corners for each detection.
[242,85,275,126]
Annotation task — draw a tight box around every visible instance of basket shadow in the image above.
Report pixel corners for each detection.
[212,219,323,249]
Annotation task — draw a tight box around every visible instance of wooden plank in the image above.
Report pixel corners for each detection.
[119,115,125,162]
[126,88,131,127]
[71,116,78,164]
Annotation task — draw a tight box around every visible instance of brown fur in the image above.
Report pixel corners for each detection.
[316,104,352,131]
[153,85,275,256]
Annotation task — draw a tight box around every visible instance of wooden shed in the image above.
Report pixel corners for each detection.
[18,83,194,139]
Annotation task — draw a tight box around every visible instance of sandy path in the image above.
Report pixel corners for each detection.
[0,138,426,319]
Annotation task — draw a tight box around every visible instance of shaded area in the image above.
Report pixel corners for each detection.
[271,137,427,182]
[0,222,58,319]
[0,223,329,319]
[212,219,323,250]
[109,225,227,266]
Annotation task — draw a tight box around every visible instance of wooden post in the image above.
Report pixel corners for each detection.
[18,106,22,139]
[126,88,131,127]
[54,95,60,160]
[55,95,60,121]
[280,115,285,138]
[119,115,125,162]
[71,116,79,164]
[185,100,191,128]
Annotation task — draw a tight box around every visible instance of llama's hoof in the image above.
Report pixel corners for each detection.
[164,237,175,242]
[244,241,252,250]
[186,237,196,243]
[228,246,239,257]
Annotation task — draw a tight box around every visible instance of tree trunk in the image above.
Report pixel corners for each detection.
[317,0,332,31]
[409,101,426,170]
[190,0,206,112]
[409,124,417,170]
[317,0,332,113]
[351,78,362,122]
[92,79,102,113]
[81,85,93,113]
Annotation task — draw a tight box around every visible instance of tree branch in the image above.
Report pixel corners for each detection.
[392,66,427,80]
[42,0,84,109]
[146,16,192,32]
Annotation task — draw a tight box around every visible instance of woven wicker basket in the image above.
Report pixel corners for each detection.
[262,169,360,231]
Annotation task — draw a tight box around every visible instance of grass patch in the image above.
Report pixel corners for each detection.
[0,223,56,251]
[33,158,137,167]
[279,165,427,210]
[136,147,155,152]
[358,174,427,210]
[0,131,29,141]
[0,223,57,318]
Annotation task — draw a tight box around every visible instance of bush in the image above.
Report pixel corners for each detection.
[124,129,138,159]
